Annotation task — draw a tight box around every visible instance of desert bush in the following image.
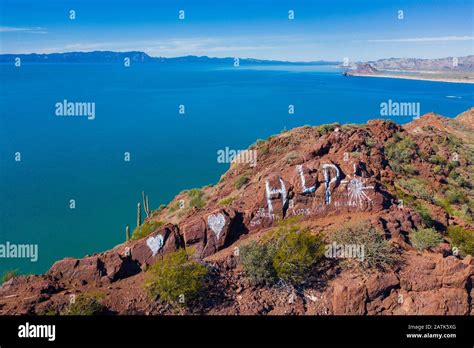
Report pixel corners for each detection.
[218,196,235,206]
[365,136,376,148]
[429,154,447,165]
[284,151,299,165]
[398,178,433,202]
[453,175,471,189]
[433,165,444,175]
[448,225,474,256]
[168,200,181,213]
[385,136,417,164]
[239,218,325,285]
[331,221,397,270]
[235,175,249,189]
[447,160,460,171]
[144,249,208,306]
[188,189,206,209]
[317,123,339,135]
[445,188,468,205]
[1,269,18,284]
[132,220,165,240]
[402,164,418,175]
[63,292,106,315]
[435,197,455,215]
[239,241,277,285]
[410,228,443,251]
[271,223,325,284]
[267,218,325,284]
[259,144,270,156]
[453,204,474,224]
[413,202,435,228]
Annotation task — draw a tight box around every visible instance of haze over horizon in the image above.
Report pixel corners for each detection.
[1,0,472,62]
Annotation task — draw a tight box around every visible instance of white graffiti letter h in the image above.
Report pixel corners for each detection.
[265,178,288,213]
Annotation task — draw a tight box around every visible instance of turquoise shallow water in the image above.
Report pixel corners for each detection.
[0,63,473,275]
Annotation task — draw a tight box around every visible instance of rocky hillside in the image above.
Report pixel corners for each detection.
[369,55,474,72]
[344,56,474,82]
[346,55,474,73]
[1,108,473,315]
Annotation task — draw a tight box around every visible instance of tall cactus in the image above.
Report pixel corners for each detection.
[137,202,141,228]
[125,225,131,242]
[142,191,150,217]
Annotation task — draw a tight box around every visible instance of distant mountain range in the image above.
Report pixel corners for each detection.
[344,55,474,83]
[0,51,338,65]
[366,55,474,72]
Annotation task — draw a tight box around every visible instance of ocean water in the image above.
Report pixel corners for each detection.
[0,63,473,275]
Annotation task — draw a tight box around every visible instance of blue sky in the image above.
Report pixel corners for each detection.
[0,0,472,61]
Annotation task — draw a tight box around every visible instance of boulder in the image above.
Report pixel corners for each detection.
[131,223,182,266]
[365,271,399,300]
[182,218,207,256]
[202,208,241,258]
[331,275,367,314]
[48,256,103,285]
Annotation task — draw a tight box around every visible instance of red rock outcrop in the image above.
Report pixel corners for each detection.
[1,109,473,316]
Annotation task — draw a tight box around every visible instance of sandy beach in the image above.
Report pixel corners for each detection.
[348,72,474,84]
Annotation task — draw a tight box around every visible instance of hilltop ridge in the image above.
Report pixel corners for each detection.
[1,108,473,315]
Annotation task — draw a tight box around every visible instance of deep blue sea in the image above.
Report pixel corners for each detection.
[1,63,473,275]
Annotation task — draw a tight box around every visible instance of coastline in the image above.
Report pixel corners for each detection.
[346,72,474,84]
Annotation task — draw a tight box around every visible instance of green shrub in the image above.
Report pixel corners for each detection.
[132,220,165,240]
[448,225,474,256]
[240,241,277,285]
[410,228,443,251]
[402,164,418,175]
[447,160,460,171]
[413,202,435,228]
[1,269,18,284]
[317,123,339,135]
[260,144,270,156]
[385,136,417,164]
[365,136,376,148]
[433,165,444,175]
[188,189,205,209]
[218,196,235,206]
[144,249,208,306]
[271,224,325,284]
[235,175,249,189]
[445,188,468,204]
[453,175,471,189]
[63,292,106,315]
[239,218,325,285]
[168,200,179,213]
[284,151,299,164]
[331,221,397,270]
[429,154,447,165]
[453,204,474,224]
[398,178,433,202]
